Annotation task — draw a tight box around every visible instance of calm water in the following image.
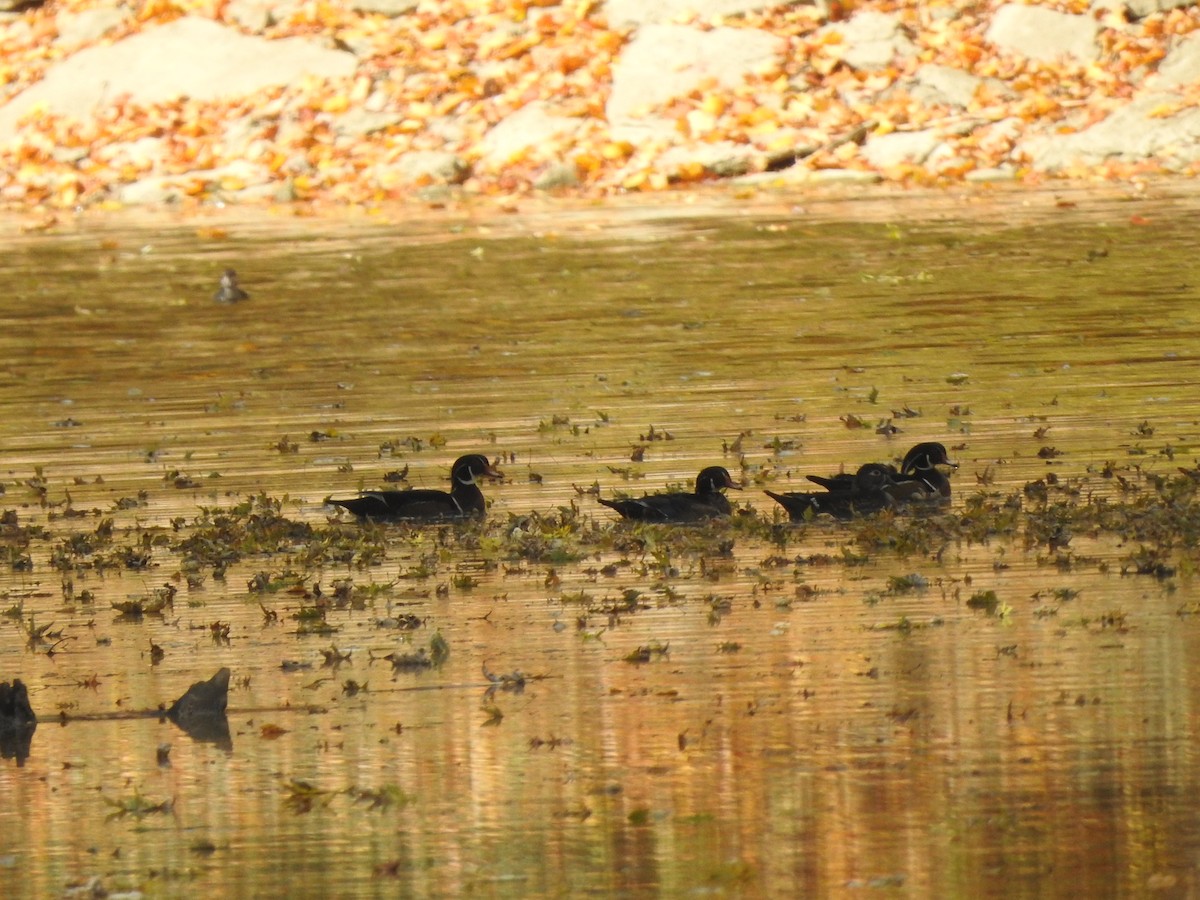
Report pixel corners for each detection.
[3,189,1200,898]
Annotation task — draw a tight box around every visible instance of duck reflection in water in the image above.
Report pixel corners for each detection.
[165,667,232,751]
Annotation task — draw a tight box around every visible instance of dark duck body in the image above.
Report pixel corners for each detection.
[598,466,741,522]
[767,463,895,521]
[330,454,502,521]
[806,464,899,493]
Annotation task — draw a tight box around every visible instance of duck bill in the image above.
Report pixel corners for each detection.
[484,462,504,479]
[725,478,744,491]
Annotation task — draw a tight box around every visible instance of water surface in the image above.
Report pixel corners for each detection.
[2,191,1200,897]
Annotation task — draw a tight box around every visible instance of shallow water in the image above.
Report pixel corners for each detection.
[3,191,1200,897]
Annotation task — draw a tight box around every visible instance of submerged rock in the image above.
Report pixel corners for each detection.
[0,679,36,730]
[166,667,233,748]
[0,679,37,766]
[167,667,231,721]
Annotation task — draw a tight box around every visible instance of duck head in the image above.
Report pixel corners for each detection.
[854,463,895,492]
[696,466,742,495]
[451,454,504,485]
[901,442,957,474]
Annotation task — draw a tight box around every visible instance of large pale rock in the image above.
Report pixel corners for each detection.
[386,151,471,185]
[986,4,1100,63]
[1155,30,1200,88]
[55,6,126,49]
[335,108,404,139]
[0,16,356,145]
[862,130,942,168]
[1091,0,1195,19]
[533,162,579,190]
[657,140,760,177]
[607,23,785,139]
[819,11,916,70]
[115,176,184,206]
[479,102,582,167]
[225,0,304,32]
[912,64,984,108]
[1019,93,1200,170]
[603,0,795,26]
[93,136,167,170]
[352,0,419,14]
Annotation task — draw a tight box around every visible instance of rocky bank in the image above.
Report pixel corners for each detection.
[0,0,1199,211]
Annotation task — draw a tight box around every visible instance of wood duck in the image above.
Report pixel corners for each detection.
[329,454,502,521]
[806,442,956,502]
[598,466,741,522]
[766,463,895,521]
[213,268,249,303]
[896,441,956,499]
[806,464,898,493]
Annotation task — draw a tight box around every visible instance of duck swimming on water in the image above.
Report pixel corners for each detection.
[329,454,502,521]
[804,441,957,503]
[894,441,957,500]
[598,466,741,522]
[213,268,249,303]
[766,463,896,521]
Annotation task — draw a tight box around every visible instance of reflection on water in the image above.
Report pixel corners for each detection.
[3,192,1200,897]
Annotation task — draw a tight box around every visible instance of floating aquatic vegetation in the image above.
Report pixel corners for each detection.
[112,583,176,618]
[104,790,174,820]
[282,779,336,815]
[374,613,424,631]
[48,518,116,572]
[869,616,944,633]
[623,640,669,664]
[429,632,450,664]
[175,494,322,575]
[493,508,598,564]
[1121,546,1175,579]
[386,649,432,672]
[640,425,673,442]
[1097,610,1129,630]
[249,570,308,595]
[292,603,337,637]
[887,574,929,593]
[966,590,1002,616]
[481,700,504,726]
[347,785,410,811]
[321,646,352,667]
[482,664,527,696]
[529,735,572,751]
[328,577,396,609]
[383,633,449,672]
